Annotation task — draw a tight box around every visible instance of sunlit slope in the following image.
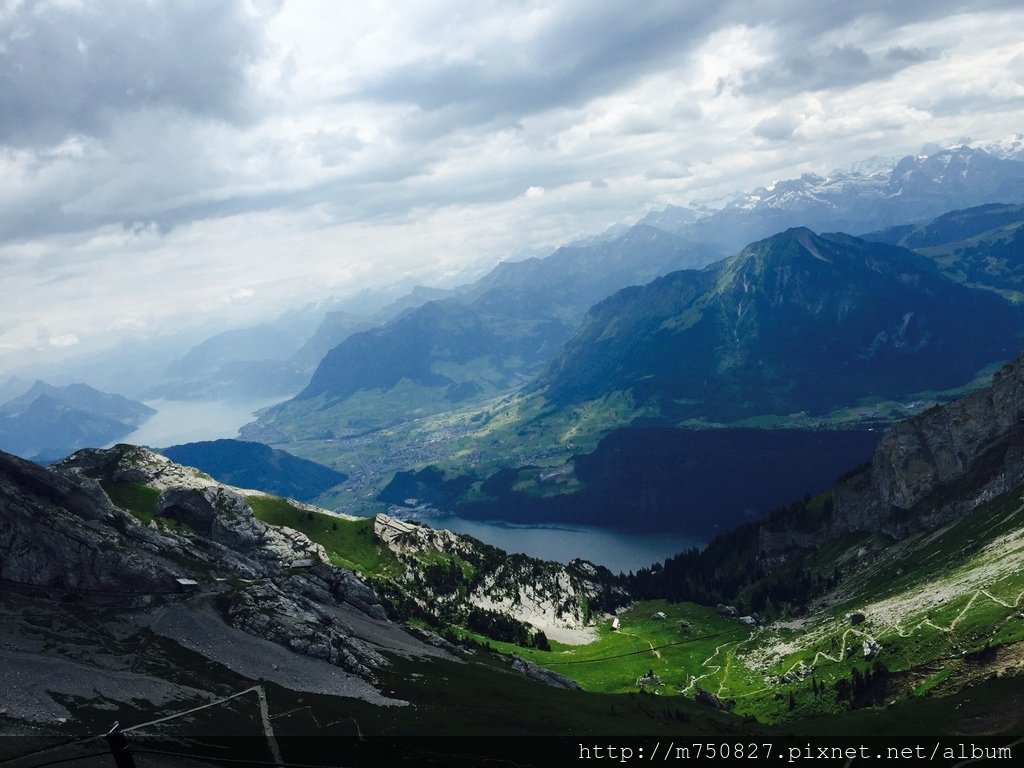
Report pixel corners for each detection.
[501,486,1024,724]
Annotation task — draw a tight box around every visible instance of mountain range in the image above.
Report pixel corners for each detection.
[644,143,1024,251]
[0,381,155,461]
[5,354,1024,759]
[245,224,718,440]
[537,227,1024,424]
[9,118,1024,764]
[864,202,1024,299]
[237,200,1024,523]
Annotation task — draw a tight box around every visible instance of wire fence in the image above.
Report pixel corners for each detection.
[0,686,357,768]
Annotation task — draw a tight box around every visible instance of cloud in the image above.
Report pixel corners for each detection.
[354,1,725,135]
[49,334,80,348]
[644,160,692,180]
[0,1,269,148]
[3,0,1024,371]
[753,113,803,141]
[737,44,938,96]
[886,46,936,63]
[225,288,256,305]
[107,316,148,333]
[671,101,703,121]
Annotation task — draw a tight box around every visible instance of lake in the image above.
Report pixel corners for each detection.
[111,396,287,448]
[417,514,702,574]
[114,399,704,571]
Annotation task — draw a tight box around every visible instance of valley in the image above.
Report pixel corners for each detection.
[6,358,1024,763]
[7,141,1024,764]
[114,396,288,449]
[496,485,1024,723]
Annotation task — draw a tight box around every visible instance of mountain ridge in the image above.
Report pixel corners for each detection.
[245,224,718,440]
[640,145,1024,251]
[158,439,348,502]
[0,381,155,461]
[536,227,1024,424]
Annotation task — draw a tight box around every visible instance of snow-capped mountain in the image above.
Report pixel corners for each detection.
[643,143,1024,250]
[973,133,1024,160]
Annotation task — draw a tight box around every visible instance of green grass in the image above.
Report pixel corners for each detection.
[913,668,951,697]
[100,479,159,521]
[245,496,401,577]
[451,600,759,699]
[478,517,1024,723]
[100,479,203,536]
[250,481,1024,726]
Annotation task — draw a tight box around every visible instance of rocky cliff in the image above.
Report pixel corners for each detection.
[1,442,615,728]
[0,449,179,593]
[1,446,396,683]
[375,514,628,644]
[761,353,1024,563]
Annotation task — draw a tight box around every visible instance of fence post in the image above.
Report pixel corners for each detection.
[106,722,138,768]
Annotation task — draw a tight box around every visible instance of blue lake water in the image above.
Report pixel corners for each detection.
[110,398,703,572]
[418,515,703,574]
[110,396,286,448]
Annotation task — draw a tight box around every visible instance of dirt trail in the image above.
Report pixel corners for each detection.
[620,630,661,659]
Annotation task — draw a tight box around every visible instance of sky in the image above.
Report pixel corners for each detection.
[2,0,1023,373]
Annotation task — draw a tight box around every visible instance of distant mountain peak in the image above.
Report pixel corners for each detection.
[640,144,1024,251]
[538,229,1023,423]
[972,132,1024,160]
[0,381,155,462]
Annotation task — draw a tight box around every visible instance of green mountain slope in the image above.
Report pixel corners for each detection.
[537,228,1024,423]
[158,439,348,502]
[5,379,1024,759]
[381,427,882,535]
[249,224,1024,516]
[864,203,1024,299]
[504,355,1024,725]
[243,225,716,441]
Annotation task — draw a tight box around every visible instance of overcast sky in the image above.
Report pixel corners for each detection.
[2,0,1023,372]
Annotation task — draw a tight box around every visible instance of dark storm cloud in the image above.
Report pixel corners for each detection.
[737,44,940,96]
[0,0,266,147]
[358,1,724,135]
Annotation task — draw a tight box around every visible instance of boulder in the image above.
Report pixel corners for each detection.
[510,656,581,690]
[863,638,882,660]
[157,486,265,551]
[694,687,728,710]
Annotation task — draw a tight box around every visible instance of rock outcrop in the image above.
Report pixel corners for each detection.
[375,514,627,642]
[217,581,385,679]
[58,445,330,567]
[0,451,180,594]
[836,354,1024,536]
[760,353,1024,564]
[509,656,582,690]
[2,446,396,685]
